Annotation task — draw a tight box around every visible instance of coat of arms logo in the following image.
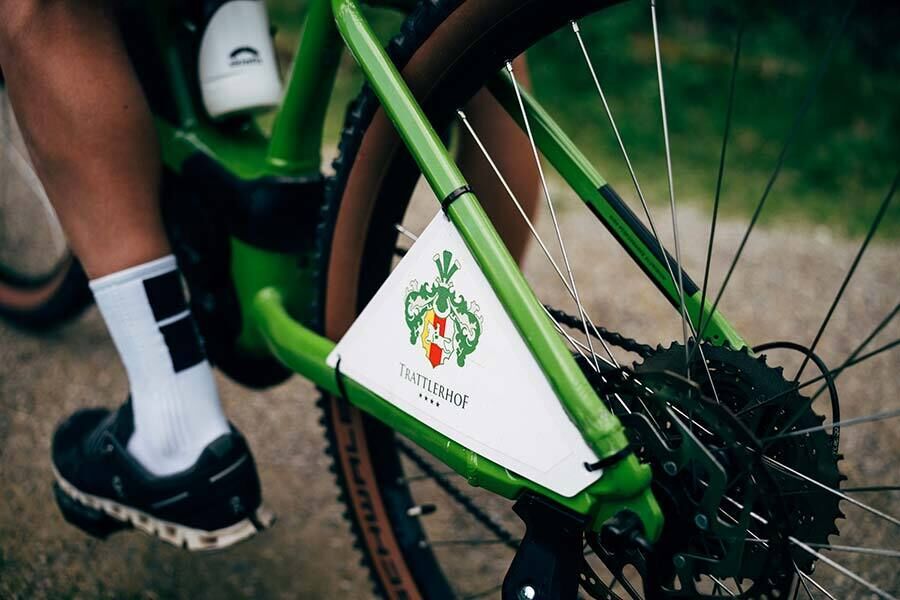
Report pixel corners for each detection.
[403,250,483,368]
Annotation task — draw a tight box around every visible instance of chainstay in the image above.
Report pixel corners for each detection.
[390,309,653,567]
[395,439,520,551]
[543,305,655,359]
[393,306,654,561]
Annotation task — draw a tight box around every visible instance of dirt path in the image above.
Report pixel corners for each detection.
[2,196,898,598]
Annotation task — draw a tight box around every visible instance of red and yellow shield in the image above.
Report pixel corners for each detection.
[420,309,452,368]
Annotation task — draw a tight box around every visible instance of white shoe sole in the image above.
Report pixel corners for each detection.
[53,466,275,551]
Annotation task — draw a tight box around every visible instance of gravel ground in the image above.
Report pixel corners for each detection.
[2,181,898,598]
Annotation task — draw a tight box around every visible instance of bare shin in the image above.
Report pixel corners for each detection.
[0,0,169,279]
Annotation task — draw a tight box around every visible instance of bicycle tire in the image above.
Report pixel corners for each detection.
[318,1,617,597]
[0,75,92,331]
[0,258,92,331]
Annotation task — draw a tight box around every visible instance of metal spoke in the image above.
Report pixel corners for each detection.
[708,576,737,597]
[785,335,899,409]
[797,566,838,600]
[699,25,743,337]
[391,212,628,414]
[790,565,807,600]
[745,535,898,559]
[761,337,900,445]
[394,222,419,242]
[793,172,897,381]
[776,484,900,497]
[789,536,896,599]
[712,483,771,529]
[394,224,418,257]
[569,18,685,318]
[694,0,856,346]
[738,300,899,416]
[842,485,900,493]
[571,18,729,404]
[650,0,691,369]
[456,109,621,370]
[761,408,900,443]
[546,306,607,371]
[791,560,821,600]
[394,211,617,379]
[550,313,599,367]
[763,455,900,527]
[506,60,601,372]
[803,543,900,559]
[547,310,617,370]
[569,20,663,267]
[568,19,677,291]
[546,314,638,416]
[810,338,900,385]
[805,337,900,405]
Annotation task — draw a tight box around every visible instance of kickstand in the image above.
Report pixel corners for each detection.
[502,494,588,600]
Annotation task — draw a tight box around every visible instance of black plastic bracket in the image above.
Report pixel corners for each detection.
[502,494,588,600]
[334,357,350,401]
[440,184,472,215]
[584,443,633,472]
[181,154,324,253]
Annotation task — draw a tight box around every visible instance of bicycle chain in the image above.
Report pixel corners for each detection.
[543,305,656,359]
[395,438,520,550]
[394,307,654,567]
[397,310,820,598]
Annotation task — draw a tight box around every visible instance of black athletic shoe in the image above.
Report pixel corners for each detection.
[51,401,274,551]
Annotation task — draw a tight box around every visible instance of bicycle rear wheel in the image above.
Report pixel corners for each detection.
[319,1,898,598]
[0,72,91,330]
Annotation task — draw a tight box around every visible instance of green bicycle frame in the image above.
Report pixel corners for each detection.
[148,0,751,538]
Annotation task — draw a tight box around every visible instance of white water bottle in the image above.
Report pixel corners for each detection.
[198,0,284,119]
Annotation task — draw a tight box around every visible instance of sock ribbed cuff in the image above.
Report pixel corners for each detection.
[89,255,178,292]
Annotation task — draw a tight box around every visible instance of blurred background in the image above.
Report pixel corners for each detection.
[267,0,899,234]
[1,0,898,598]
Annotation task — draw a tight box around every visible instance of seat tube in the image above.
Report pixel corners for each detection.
[330,0,631,461]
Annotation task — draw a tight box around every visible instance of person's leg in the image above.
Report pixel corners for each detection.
[0,0,229,477]
[0,1,267,548]
[458,57,540,265]
[0,0,168,278]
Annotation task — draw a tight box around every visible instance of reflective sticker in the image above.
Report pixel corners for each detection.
[328,212,601,496]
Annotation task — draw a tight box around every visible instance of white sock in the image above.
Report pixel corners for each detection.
[89,255,230,476]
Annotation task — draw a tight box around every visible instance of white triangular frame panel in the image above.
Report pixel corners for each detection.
[328,211,600,496]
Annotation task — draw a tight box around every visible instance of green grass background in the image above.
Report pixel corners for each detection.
[266,0,899,238]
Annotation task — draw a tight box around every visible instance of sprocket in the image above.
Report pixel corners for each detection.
[579,342,844,598]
